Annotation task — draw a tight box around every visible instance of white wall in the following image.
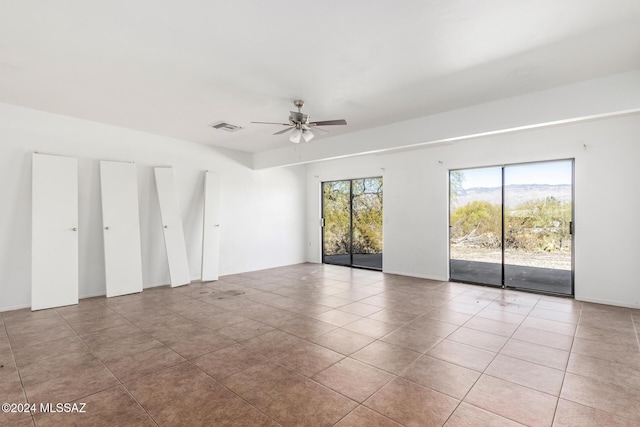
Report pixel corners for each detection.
[3,104,639,312]
[257,70,640,169]
[0,103,306,312]
[306,114,640,309]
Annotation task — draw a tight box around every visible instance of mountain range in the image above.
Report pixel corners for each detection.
[452,184,572,209]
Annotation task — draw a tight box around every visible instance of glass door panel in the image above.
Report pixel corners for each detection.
[322,177,383,270]
[322,180,351,266]
[449,167,503,286]
[504,161,573,294]
[352,178,383,269]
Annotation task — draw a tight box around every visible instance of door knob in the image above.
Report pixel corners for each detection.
[164,225,168,228]
[104,226,109,230]
[72,227,77,231]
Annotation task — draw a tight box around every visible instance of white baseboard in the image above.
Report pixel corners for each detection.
[0,282,174,313]
[382,269,448,282]
[79,282,171,300]
[144,282,171,289]
[575,296,640,310]
[0,303,31,313]
[78,291,107,299]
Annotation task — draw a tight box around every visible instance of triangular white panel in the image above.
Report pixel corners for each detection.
[154,167,191,287]
[201,172,221,281]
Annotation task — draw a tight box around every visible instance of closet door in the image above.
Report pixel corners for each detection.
[154,167,191,287]
[100,161,144,297]
[201,172,221,281]
[31,153,79,310]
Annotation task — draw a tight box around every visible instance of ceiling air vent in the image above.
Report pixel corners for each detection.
[210,121,243,132]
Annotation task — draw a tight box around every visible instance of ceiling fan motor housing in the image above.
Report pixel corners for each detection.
[251,99,347,139]
[289,111,309,126]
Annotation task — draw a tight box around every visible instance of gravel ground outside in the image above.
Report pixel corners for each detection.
[450,245,572,270]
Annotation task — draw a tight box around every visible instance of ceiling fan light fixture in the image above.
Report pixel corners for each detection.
[302,129,314,142]
[289,129,302,143]
[254,100,347,143]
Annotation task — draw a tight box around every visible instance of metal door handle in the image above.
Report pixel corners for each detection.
[72,227,77,231]
[214,224,220,227]
[104,226,109,230]
[164,225,168,228]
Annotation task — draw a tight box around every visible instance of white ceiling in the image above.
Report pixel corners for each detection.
[1,0,640,154]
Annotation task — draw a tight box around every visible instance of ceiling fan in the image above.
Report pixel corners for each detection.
[252,100,347,143]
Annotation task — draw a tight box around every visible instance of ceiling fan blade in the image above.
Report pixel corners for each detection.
[302,125,329,133]
[251,121,290,125]
[309,119,347,126]
[273,127,294,135]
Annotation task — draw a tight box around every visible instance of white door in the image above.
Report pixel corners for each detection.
[154,167,191,287]
[201,172,221,281]
[31,153,78,310]
[100,161,144,297]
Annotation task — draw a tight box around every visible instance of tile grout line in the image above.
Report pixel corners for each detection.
[145,284,295,426]
[185,358,282,427]
[56,302,164,427]
[549,300,580,427]
[1,313,36,426]
[438,291,525,426]
[632,312,640,353]
[3,265,639,426]
[548,304,640,425]
[202,279,420,425]
[224,271,628,424]
[435,293,579,425]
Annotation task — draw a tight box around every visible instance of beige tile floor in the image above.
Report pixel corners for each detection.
[1,263,639,426]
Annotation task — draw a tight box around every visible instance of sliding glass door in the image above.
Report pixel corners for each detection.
[322,180,351,267]
[449,160,573,295]
[504,162,573,293]
[322,177,383,270]
[449,167,503,286]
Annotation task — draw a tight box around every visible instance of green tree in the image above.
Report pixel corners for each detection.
[450,201,502,247]
[450,170,464,203]
[352,178,383,254]
[323,178,383,256]
[323,181,351,255]
[506,197,571,252]
[451,196,571,252]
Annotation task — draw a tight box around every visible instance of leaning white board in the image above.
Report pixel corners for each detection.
[100,161,144,297]
[154,167,191,287]
[31,153,79,310]
[201,172,221,281]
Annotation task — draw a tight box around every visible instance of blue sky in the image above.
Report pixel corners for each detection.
[454,160,572,189]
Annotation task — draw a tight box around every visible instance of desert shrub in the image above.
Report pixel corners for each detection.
[451,197,571,252]
[323,178,383,255]
[450,201,502,248]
